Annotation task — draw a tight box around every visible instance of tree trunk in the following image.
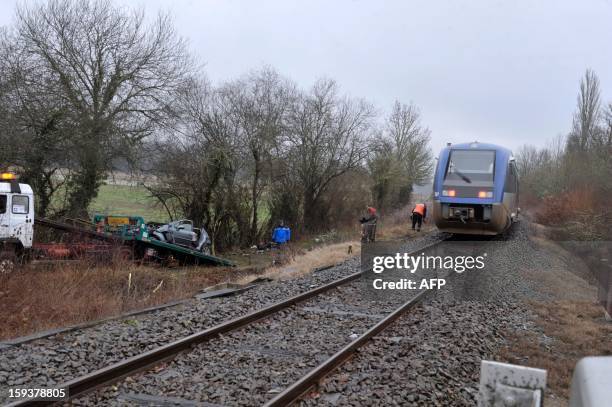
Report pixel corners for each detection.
[250,156,261,244]
[67,146,103,217]
[303,187,319,232]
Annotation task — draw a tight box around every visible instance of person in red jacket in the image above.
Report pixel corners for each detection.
[411,203,427,232]
[360,206,378,243]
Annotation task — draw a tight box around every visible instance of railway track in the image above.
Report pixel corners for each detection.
[264,289,429,406]
[7,239,445,406]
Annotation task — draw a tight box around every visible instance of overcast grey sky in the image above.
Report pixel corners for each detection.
[2,0,612,154]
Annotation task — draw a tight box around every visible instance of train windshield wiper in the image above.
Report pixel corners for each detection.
[454,169,472,183]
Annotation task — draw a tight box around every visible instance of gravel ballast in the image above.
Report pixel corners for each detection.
[2,221,584,406]
[300,221,579,406]
[79,280,410,405]
[0,233,443,404]
[75,222,561,405]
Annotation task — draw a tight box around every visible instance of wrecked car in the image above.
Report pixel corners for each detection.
[150,219,212,255]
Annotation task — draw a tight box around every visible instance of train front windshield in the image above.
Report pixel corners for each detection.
[445,150,495,183]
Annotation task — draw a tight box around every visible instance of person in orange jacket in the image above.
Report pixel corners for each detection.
[411,203,427,232]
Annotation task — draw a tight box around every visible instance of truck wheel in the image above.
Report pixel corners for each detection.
[0,244,17,274]
[0,258,15,274]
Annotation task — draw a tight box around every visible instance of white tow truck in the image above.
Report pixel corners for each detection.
[0,172,34,270]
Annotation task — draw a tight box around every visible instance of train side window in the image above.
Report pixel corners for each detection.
[0,195,6,214]
[12,195,29,214]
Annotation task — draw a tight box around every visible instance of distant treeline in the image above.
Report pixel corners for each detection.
[516,69,612,239]
[0,0,432,249]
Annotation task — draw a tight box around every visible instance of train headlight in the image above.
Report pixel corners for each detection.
[478,191,493,198]
[442,189,456,197]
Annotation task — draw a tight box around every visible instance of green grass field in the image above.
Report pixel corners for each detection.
[89,184,169,223]
[90,184,273,227]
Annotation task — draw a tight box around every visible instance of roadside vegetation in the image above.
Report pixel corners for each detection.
[501,300,612,404]
[0,0,432,252]
[0,0,435,340]
[516,69,612,240]
[0,260,228,340]
[513,70,612,404]
[0,215,419,340]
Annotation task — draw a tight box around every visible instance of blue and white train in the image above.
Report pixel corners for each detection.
[432,142,519,235]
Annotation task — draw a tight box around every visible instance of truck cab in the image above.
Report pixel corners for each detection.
[0,173,34,264]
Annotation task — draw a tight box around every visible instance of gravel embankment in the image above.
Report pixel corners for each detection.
[300,220,571,406]
[7,221,569,407]
[78,269,424,405]
[73,223,557,406]
[0,233,443,404]
[300,299,528,406]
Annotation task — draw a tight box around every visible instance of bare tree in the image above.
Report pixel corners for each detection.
[368,101,432,209]
[367,137,402,210]
[145,78,243,251]
[0,27,71,216]
[569,69,602,151]
[286,79,374,230]
[221,68,295,243]
[13,0,192,215]
[601,103,612,148]
[515,135,566,197]
[515,145,540,180]
[387,100,432,201]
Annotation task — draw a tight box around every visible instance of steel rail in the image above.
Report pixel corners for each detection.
[6,271,362,407]
[264,289,430,407]
[7,238,444,407]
